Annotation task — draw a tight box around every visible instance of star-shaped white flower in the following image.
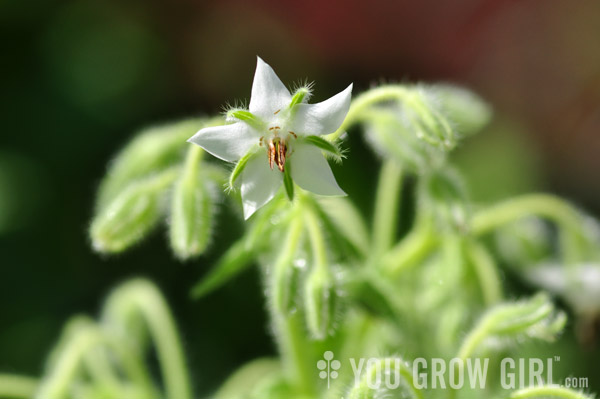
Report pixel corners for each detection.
[188,57,353,219]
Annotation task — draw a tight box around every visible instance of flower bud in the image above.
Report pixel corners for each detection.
[405,88,455,150]
[90,169,176,253]
[304,268,338,340]
[364,107,444,173]
[429,84,491,138]
[169,147,214,260]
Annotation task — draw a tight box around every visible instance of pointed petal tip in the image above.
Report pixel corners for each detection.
[242,202,258,220]
[249,57,291,117]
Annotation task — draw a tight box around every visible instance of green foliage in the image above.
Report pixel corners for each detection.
[303,135,344,162]
[228,150,254,190]
[283,163,295,201]
[5,82,598,399]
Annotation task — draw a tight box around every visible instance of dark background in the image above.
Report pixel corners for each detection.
[1,0,600,395]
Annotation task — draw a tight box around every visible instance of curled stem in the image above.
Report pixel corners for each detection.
[102,279,192,399]
[471,194,587,263]
[328,85,413,141]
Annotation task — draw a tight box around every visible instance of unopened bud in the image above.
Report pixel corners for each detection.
[90,169,176,253]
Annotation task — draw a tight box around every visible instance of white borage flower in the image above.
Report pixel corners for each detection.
[188,57,353,219]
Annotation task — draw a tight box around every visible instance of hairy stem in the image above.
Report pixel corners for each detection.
[304,203,329,274]
[328,85,413,140]
[471,194,586,263]
[372,161,403,257]
[382,217,436,277]
[102,280,192,399]
[467,240,503,305]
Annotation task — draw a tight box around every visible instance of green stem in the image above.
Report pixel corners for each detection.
[36,319,109,399]
[471,194,586,263]
[0,374,38,398]
[83,346,124,395]
[382,218,436,277]
[328,85,413,140]
[102,279,192,399]
[304,201,329,273]
[184,144,204,173]
[277,313,316,395]
[467,240,503,305]
[456,316,495,361]
[372,161,403,257]
[472,194,582,235]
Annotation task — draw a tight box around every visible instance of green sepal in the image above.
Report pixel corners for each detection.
[283,163,294,201]
[303,135,343,161]
[229,151,254,190]
[289,87,311,108]
[405,88,456,150]
[227,110,264,130]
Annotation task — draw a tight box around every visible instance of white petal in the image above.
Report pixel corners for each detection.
[290,144,346,196]
[188,123,258,162]
[241,152,282,219]
[249,57,292,118]
[289,84,353,136]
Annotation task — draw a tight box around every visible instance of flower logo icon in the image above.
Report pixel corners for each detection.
[317,351,341,388]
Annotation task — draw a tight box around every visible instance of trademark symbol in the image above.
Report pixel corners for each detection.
[554,356,560,362]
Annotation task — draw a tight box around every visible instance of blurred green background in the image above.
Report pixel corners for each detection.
[1,0,600,395]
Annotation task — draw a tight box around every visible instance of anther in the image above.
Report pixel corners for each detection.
[268,140,276,170]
